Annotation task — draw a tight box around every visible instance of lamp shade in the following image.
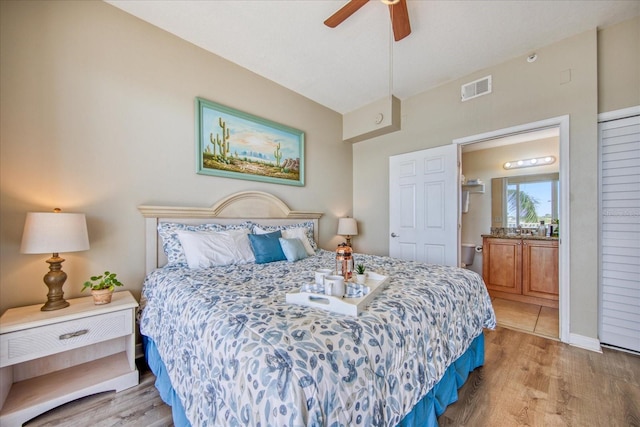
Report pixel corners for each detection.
[337,218,358,236]
[21,212,90,254]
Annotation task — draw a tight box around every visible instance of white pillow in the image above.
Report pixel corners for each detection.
[176,229,255,269]
[254,226,315,256]
[158,221,253,265]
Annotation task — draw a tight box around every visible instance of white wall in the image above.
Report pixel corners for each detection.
[354,29,600,338]
[0,1,349,313]
[353,17,640,340]
[598,17,640,113]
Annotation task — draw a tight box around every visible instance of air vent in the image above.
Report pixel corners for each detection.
[461,75,492,102]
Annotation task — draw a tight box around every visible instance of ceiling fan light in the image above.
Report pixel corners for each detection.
[380,0,400,4]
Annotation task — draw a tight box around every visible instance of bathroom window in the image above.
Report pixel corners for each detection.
[506,175,559,228]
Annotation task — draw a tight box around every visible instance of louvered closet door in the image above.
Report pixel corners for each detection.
[599,115,640,353]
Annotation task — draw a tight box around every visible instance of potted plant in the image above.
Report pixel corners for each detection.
[82,271,123,305]
[355,264,367,284]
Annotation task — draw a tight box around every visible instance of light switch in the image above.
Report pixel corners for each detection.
[560,69,571,85]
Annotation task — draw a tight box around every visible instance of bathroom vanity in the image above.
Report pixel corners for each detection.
[482,235,559,308]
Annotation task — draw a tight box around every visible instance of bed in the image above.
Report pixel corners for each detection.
[138,191,496,427]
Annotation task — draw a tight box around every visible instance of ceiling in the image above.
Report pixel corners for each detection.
[106,0,639,115]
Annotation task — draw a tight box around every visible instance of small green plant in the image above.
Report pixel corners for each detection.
[82,271,123,292]
[355,264,366,275]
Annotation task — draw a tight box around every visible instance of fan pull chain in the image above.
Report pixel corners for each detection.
[388,4,394,97]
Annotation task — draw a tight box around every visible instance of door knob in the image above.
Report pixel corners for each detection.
[391,232,399,238]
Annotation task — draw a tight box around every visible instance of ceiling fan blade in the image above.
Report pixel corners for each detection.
[389,0,411,41]
[324,0,369,28]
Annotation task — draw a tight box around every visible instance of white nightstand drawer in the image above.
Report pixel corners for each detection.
[1,309,133,367]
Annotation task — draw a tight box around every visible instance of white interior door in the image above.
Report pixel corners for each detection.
[599,114,640,353]
[389,145,459,265]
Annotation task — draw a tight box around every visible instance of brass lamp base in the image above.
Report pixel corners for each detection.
[41,254,70,311]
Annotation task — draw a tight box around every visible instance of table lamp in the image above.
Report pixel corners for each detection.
[337,217,358,247]
[20,209,90,311]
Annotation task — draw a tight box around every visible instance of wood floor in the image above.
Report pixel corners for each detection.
[24,359,173,427]
[439,327,640,426]
[23,327,639,427]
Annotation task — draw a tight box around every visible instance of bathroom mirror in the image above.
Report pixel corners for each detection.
[491,173,559,229]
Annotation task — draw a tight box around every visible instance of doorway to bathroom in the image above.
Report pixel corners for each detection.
[454,116,570,343]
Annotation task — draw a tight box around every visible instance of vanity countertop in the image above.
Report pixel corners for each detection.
[481,234,559,241]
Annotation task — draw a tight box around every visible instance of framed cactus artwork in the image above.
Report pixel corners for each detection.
[195,97,304,186]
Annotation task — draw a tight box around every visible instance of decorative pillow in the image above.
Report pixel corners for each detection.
[278,238,309,262]
[248,231,286,264]
[158,221,253,265]
[253,222,316,255]
[176,229,255,269]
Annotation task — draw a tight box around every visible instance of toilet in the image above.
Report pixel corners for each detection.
[461,243,476,268]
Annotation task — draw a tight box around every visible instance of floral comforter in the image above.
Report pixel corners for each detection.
[139,250,496,427]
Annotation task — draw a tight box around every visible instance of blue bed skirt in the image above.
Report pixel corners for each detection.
[143,333,485,427]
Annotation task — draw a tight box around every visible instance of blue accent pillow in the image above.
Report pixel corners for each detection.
[248,231,286,264]
[279,238,309,262]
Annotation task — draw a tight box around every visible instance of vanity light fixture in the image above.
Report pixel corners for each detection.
[503,156,555,170]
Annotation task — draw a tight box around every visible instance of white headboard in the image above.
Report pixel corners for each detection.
[138,191,323,274]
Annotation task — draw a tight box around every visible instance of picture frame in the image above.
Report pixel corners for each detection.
[195,97,305,186]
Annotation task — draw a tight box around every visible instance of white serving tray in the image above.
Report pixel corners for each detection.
[285,272,389,316]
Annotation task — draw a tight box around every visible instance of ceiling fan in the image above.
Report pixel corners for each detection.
[324,0,411,42]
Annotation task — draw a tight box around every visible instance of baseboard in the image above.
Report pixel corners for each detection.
[601,343,640,356]
[569,333,602,353]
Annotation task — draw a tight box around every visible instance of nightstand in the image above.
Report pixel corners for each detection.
[0,291,139,426]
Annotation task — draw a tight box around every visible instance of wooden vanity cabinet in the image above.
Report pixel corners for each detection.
[522,239,559,300]
[482,236,558,308]
[482,238,522,295]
